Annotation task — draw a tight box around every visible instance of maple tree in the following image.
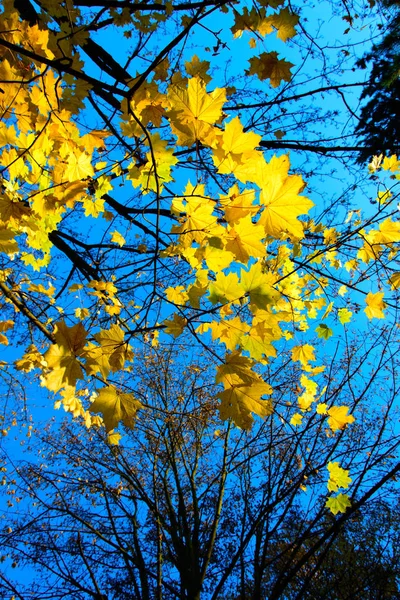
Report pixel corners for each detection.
[0,0,399,540]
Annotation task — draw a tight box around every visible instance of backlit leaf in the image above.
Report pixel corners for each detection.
[364,292,386,319]
[292,344,316,366]
[168,76,226,146]
[218,382,273,430]
[64,152,94,182]
[327,461,352,492]
[163,313,187,337]
[338,308,352,324]
[315,323,333,339]
[326,493,351,515]
[110,231,126,247]
[247,52,294,87]
[327,406,355,431]
[264,7,299,42]
[90,386,143,432]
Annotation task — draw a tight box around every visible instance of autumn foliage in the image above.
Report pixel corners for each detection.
[0,0,400,524]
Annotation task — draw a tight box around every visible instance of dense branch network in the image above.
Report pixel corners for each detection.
[0,0,398,530]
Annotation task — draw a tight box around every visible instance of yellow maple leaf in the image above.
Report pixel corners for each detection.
[368,154,383,173]
[0,229,19,255]
[24,24,54,59]
[172,187,221,247]
[256,154,313,240]
[263,7,299,42]
[94,175,113,199]
[64,151,94,182]
[163,313,187,337]
[107,430,122,445]
[123,81,167,133]
[171,76,226,124]
[153,57,169,81]
[338,308,352,324]
[326,493,351,515]
[247,52,294,88]
[290,413,303,426]
[90,386,143,432]
[162,313,187,338]
[30,71,61,115]
[83,324,131,379]
[231,5,297,41]
[218,382,273,430]
[219,186,258,224]
[369,218,400,244]
[28,283,55,297]
[291,344,315,366]
[0,320,14,333]
[345,258,359,271]
[80,130,109,153]
[167,76,226,147]
[42,321,87,392]
[52,320,88,356]
[300,374,317,395]
[82,196,105,217]
[127,133,178,193]
[165,285,189,305]
[241,331,277,361]
[58,386,87,419]
[95,324,130,369]
[110,231,126,247]
[240,262,280,309]
[215,351,269,387]
[0,193,31,228]
[327,462,352,492]
[231,6,262,38]
[226,216,266,263]
[297,391,315,411]
[209,316,250,351]
[209,272,245,305]
[15,344,46,372]
[382,155,400,172]
[315,323,333,340]
[316,402,328,414]
[202,244,235,273]
[389,272,400,290]
[185,54,211,83]
[323,227,338,245]
[82,342,110,379]
[364,292,386,319]
[327,406,355,431]
[187,278,208,308]
[357,240,380,264]
[0,122,17,147]
[75,307,90,320]
[220,116,261,156]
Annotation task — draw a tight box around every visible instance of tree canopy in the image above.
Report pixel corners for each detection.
[1,0,400,595]
[1,345,400,598]
[356,0,400,162]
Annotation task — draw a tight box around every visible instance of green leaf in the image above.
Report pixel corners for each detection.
[338,308,352,324]
[315,323,333,340]
[326,493,351,515]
